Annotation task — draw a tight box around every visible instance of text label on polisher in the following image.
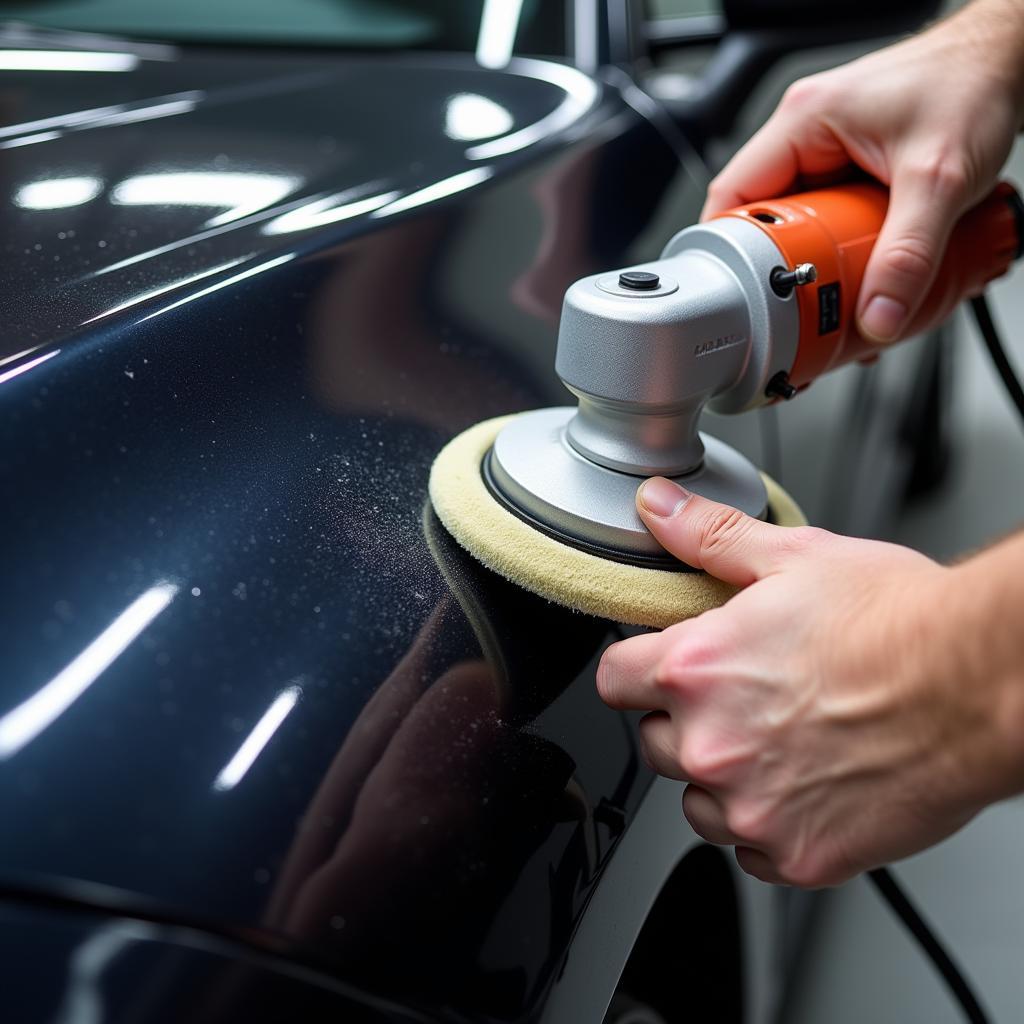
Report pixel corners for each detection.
[694,333,747,358]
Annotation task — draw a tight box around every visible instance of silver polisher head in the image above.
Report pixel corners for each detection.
[486,214,802,566]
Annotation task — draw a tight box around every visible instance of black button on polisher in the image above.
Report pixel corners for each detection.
[618,270,660,290]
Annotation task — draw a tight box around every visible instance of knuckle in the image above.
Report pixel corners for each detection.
[880,235,937,281]
[652,655,683,695]
[705,177,730,202]
[676,739,707,781]
[907,154,971,200]
[668,740,691,779]
[933,159,971,199]
[724,801,772,845]
[654,639,717,699]
[698,506,750,558]
[677,733,730,785]
[780,75,827,113]
[776,525,827,558]
[668,630,719,670]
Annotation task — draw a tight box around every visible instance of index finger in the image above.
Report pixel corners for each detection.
[701,106,850,220]
[596,629,676,711]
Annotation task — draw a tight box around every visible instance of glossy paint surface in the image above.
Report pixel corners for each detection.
[0,47,596,356]
[0,896,433,1022]
[0,40,707,1021]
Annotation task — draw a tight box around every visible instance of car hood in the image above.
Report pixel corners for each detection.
[0,41,596,356]
[0,35,698,1022]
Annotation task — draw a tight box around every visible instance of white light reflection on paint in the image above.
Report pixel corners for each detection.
[110,172,301,228]
[0,583,178,759]
[476,0,525,69]
[0,344,47,369]
[0,349,60,385]
[0,130,62,150]
[133,254,295,324]
[93,212,298,277]
[14,176,103,210]
[1,101,126,138]
[262,189,400,235]
[370,168,493,219]
[213,685,302,792]
[444,93,514,141]
[0,50,139,73]
[465,58,600,160]
[0,91,202,141]
[54,921,154,1024]
[82,98,197,130]
[81,259,248,324]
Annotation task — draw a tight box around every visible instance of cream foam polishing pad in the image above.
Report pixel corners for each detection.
[428,413,806,629]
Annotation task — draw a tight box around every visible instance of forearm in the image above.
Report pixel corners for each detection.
[940,0,1024,123]
[939,529,1024,804]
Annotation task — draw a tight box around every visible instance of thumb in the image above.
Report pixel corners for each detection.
[857,162,968,343]
[636,478,798,586]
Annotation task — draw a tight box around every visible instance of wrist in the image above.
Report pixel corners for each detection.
[931,545,1024,808]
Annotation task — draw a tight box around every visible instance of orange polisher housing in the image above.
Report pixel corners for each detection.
[713,180,1023,392]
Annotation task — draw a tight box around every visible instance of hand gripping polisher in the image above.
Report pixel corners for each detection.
[429,180,1024,627]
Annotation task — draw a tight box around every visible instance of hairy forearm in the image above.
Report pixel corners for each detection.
[944,0,1024,121]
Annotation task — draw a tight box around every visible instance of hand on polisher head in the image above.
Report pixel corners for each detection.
[596,477,1024,888]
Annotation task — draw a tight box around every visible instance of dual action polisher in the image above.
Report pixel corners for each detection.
[430,180,1024,627]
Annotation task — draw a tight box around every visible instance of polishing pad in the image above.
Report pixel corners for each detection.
[429,414,807,629]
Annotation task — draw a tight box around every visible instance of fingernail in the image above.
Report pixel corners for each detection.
[638,477,691,518]
[860,295,907,343]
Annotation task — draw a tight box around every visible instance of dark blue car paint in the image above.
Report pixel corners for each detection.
[0,42,710,1021]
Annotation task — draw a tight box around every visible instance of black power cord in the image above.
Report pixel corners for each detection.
[868,867,990,1023]
[971,293,1024,427]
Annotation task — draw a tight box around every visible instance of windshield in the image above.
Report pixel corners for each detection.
[0,0,566,55]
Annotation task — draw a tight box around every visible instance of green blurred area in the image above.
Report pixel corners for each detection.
[0,0,719,48]
[646,0,720,18]
[2,0,557,49]
[0,0,724,50]
[0,0,436,45]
